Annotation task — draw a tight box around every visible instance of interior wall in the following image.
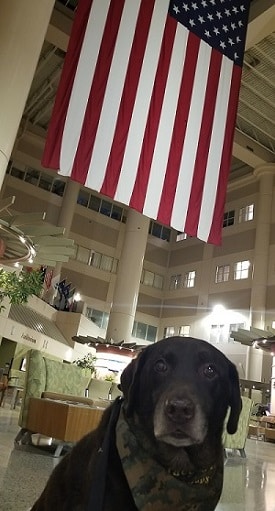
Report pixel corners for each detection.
[0,338,17,370]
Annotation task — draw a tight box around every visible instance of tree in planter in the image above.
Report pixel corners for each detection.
[0,268,44,311]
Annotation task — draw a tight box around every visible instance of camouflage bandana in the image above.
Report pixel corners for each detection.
[115,408,223,511]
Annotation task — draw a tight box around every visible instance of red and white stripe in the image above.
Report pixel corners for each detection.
[43,0,242,244]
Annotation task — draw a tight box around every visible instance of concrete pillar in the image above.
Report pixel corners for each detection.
[247,164,275,382]
[44,179,80,303]
[197,243,214,310]
[0,0,55,188]
[106,209,150,342]
[57,179,80,234]
[250,164,275,327]
[271,357,275,414]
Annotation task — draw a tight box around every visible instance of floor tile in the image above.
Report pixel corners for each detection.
[1,405,275,511]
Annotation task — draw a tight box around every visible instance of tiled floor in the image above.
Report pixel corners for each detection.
[1,404,275,511]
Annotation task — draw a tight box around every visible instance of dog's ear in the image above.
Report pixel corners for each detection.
[120,349,146,416]
[226,362,242,434]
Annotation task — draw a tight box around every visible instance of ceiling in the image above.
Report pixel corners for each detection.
[14,0,275,184]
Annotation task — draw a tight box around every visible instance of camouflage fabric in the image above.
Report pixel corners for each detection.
[116,408,223,511]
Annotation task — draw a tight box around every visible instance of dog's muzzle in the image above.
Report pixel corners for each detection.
[165,397,195,423]
[153,390,207,447]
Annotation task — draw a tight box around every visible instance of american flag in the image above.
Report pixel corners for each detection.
[44,269,53,289]
[40,266,53,289]
[42,0,250,244]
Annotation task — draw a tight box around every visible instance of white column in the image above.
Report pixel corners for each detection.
[271,357,275,414]
[57,179,80,234]
[247,165,275,382]
[0,0,55,187]
[250,164,275,327]
[44,179,80,303]
[106,209,150,342]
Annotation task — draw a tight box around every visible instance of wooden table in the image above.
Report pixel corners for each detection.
[26,397,105,445]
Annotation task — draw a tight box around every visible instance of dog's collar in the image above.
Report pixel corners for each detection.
[168,464,216,486]
[116,407,223,511]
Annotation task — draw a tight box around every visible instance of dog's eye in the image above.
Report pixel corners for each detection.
[154,359,168,373]
[202,364,217,379]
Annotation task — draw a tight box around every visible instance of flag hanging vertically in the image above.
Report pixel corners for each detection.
[42,0,250,244]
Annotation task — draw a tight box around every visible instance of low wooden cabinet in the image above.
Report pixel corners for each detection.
[26,397,104,443]
[260,415,275,442]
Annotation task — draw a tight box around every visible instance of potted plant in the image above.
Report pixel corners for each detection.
[73,353,97,377]
[104,373,115,383]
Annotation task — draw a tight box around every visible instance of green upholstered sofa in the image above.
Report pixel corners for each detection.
[223,396,253,457]
[15,349,115,444]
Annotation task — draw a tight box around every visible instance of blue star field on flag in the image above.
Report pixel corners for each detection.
[169,0,250,64]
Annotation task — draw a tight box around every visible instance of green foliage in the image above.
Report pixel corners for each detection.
[0,268,44,310]
[104,373,115,382]
[73,353,97,375]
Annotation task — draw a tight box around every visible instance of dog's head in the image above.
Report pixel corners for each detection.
[120,337,241,452]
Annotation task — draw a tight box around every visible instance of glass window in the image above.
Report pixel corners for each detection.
[52,179,65,197]
[223,210,235,227]
[102,311,109,330]
[151,222,162,238]
[184,271,195,288]
[86,308,109,329]
[143,270,154,287]
[179,325,190,337]
[90,251,101,268]
[10,166,25,180]
[136,322,147,339]
[161,227,171,241]
[170,274,181,290]
[215,265,230,283]
[90,309,103,327]
[176,232,188,242]
[86,307,93,320]
[111,205,123,221]
[147,325,157,342]
[210,324,227,343]
[77,190,89,207]
[132,321,138,338]
[76,245,90,264]
[25,169,40,185]
[164,326,176,338]
[234,260,250,280]
[100,200,112,217]
[239,204,254,223]
[132,321,157,342]
[100,255,113,272]
[88,195,101,212]
[111,258,118,273]
[149,221,171,241]
[39,173,53,192]
[154,273,163,290]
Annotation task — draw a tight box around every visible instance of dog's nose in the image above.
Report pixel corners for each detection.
[165,398,195,422]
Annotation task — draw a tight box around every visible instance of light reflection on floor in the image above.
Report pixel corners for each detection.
[1,406,275,511]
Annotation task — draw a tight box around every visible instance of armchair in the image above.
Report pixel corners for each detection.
[223,396,253,458]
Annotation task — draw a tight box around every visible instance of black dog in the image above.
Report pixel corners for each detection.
[30,337,241,511]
